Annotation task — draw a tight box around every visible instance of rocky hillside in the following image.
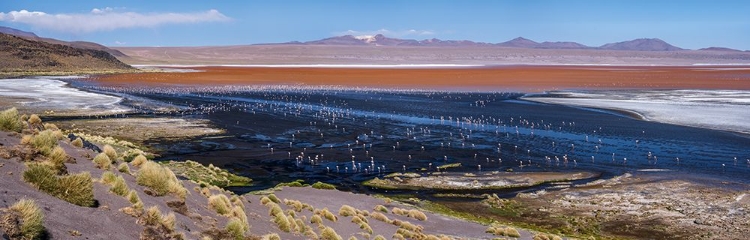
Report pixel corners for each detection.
[0,33,132,76]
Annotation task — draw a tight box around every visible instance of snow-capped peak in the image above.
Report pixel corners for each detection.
[355,35,377,43]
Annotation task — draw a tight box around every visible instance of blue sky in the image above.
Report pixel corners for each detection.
[1,0,748,50]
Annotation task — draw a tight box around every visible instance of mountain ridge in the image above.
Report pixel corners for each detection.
[280,34,692,51]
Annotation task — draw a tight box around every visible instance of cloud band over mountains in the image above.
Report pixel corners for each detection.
[0,8,230,33]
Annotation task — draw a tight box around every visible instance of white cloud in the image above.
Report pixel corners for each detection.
[0,8,230,33]
[114,41,126,45]
[337,29,435,38]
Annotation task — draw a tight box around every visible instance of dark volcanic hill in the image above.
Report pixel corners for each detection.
[0,33,132,73]
[0,26,126,57]
[600,38,683,51]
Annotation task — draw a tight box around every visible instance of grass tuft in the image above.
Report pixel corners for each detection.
[225,217,246,239]
[374,205,388,213]
[102,144,118,162]
[9,198,45,240]
[110,175,130,197]
[131,154,147,167]
[118,162,131,174]
[136,161,186,198]
[208,194,232,215]
[47,146,68,174]
[71,138,83,148]
[0,108,24,132]
[338,205,357,217]
[407,209,428,221]
[23,163,95,207]
[93,153,111,170]
[143,206,162,226]
[320,226,342,240]
[28,129,59,156]
[267,193,280,204]
[127,190,142,205]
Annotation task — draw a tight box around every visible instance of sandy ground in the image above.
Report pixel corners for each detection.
[94,66,750,92]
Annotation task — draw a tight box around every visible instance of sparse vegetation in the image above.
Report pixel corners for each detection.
[311,181,337,190]
[23,163,95,207]
[47,146,69,174]
[110,175,130,197]
[27,129,62,156]
[7,199,45,240]
[160,160,252,188]
[267,193,280,204]
[374,205,388,213]
[0,108,24,132]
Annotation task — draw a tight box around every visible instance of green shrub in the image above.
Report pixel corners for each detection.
[311,181,336,190]
[23,163,95,207]
[102,145,118,162]
[136,161,186,198]
[9,199,45,240]
[226,217,246,240]
[208,194,232,215]
[0,108,24,132]
[93,153,111,170]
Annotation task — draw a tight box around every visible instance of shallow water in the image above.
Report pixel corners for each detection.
[66,82,750,193]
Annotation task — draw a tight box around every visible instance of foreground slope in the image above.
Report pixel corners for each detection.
[0,33,132,77]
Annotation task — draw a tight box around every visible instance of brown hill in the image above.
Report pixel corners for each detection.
[0,33,132,74]
[0,26,126,57]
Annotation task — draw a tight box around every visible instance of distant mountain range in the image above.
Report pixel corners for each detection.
[283,34,746,52]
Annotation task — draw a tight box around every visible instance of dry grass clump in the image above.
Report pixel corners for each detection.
[374,205,388,213]
[407,209,428,221]
[373,235,386,240]
[486,225,521,238]
[102,144,118,162]
[338,205,357,217]
[23,163,95,207]
[261,233,281,240]
[128,190,142,205]
[283,199,306,212]
[225,217,246,240]
[93,153,111,170]
[27,114,42,126]
[131,154,147,167]
[47,146,69,174]
[71,137,83,148]
[0,108,24,132]
[160,160,252,188]
[110,175,130,197]
[118,162,130,174]
[370,211,391,223]
[267,193,280,204]
[136,161,187,199]
[142,206,162,226]
[320,226,342,240]
[101,171,117,184]
[42,123,58,131]
[392,207,406,215]
[27,129,62,156]
[533,232,563,240]
[7,199,45,240]
[310,214,323,224]
[208,194,232,215]
[314,208,338,222]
